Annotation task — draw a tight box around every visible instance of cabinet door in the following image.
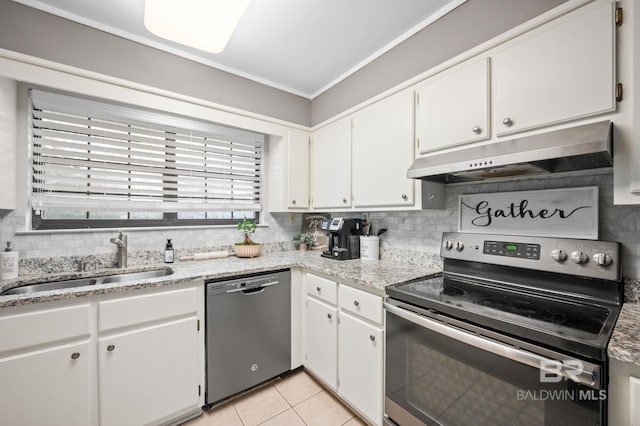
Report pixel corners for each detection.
[304,296,338,390]
[99,317,200,426]
[310,118,351,209]
[631,376,640,426]
[0,77,17,209]
[0,341,92,426]
[416,57,490,154]
[352,91,415,207]
[287,129,310,208]
[493,1,614,136]
[338,312,383,426]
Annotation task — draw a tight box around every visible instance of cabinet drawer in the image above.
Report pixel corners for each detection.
[306,274,337,305]
[0,304,90,353]
[99,286,198,332]
[339,285,382,325]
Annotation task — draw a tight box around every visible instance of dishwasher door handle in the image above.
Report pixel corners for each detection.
[225,280,280,294]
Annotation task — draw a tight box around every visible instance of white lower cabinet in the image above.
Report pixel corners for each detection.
[631,376,640,426]
[303,273,383,426]
[0,282,204,426]
[304,295,338,390]
[99,318,200,426]
[0,340,92,426]
[338,312,383,425]
[0,303,92,426]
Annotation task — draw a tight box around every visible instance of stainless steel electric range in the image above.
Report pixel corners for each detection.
[384,232,622,426]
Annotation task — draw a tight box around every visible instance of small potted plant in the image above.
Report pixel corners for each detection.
[292,232,315,251]
[234,218,262,258]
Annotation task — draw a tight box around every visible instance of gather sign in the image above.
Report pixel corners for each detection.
[458,187,598,239]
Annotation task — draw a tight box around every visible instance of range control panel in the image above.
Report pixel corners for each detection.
[440,232,621,281]
[483,241,540,260]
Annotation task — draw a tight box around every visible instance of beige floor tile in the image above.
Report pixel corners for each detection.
[274,370,323,406]
[208,403,243,426]
[234,385,290,426]
[180,403,242,426]
[342,415,367,425]
[294,390,355,426]
[259,408,306,426]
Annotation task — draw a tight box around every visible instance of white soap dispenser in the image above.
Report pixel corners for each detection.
[0,241,19,279]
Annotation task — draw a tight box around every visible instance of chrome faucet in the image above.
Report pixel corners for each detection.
[110,232,128,268]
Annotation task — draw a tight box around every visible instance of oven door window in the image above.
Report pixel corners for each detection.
[385,310,604,426]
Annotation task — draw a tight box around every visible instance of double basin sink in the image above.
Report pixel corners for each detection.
[1,269,173,296]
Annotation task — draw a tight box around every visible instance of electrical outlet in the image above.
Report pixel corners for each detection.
[289,213,296,223]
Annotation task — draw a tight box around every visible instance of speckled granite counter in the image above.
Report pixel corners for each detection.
[0,250,440,308]
[608,303,640,367]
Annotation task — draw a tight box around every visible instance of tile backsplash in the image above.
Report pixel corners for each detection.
[2,170,640,281]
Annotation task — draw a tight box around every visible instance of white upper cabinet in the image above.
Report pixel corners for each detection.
[0,77,17,209]
[287,129,310,209]
[352,91,415,207]
[416,57,490,154]
[310,117,352,209]
[493,1,615,136]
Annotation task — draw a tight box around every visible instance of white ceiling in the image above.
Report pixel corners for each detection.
[13,0,466,98]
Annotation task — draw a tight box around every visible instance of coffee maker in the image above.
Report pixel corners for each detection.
[320,217,363,260]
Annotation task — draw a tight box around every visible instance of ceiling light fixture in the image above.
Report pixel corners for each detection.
[144,0,250,54]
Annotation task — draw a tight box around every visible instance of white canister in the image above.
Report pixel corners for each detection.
[0,242,18,280]
[360,236,380,261]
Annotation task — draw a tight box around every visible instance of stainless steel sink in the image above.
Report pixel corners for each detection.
[98,269,172,284]
[1,278,99,296]
[1,268,173,296]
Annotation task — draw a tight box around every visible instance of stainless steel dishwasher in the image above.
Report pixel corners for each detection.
[205,269,291,406]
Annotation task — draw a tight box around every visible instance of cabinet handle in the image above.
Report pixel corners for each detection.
[502,117,513,127]
[370,335,375,342]
[292,199,296,205]
[401,193,408,201]
[71,352,80,360]
[354,300,359,307]
[472,125,481,134]
[316,286,321,293]
[327,313,332,319]
[107,345,115,352]
[342,198,348,204]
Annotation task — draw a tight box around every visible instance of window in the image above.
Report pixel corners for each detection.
[29,89,263,229]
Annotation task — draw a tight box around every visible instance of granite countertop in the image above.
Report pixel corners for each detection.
[608,303,640,367]
[4,250,638,368]
[0,250,440,308]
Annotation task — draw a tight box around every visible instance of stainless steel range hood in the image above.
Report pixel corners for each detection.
[407,121,613,183]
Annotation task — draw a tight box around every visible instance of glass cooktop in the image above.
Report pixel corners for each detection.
[387,273,619,359]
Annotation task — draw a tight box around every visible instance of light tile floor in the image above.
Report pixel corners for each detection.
[182,369,367,426]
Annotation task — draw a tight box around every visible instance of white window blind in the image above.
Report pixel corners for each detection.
[30,90,264,213]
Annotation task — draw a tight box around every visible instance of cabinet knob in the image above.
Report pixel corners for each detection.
[472,125,482,134]
[292,199,296,205]
[327,313,332,319]
[502,117,513,127]
[370,335,375,342]
[354,300,359,307]
[342,198,348,204]
[107,344,115,352]
[316,286,321,293]
[71,352,80,360]
[401,193,408,201]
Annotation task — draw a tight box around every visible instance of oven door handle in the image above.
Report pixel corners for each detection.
[384,302,598,388]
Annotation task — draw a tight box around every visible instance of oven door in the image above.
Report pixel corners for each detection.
[384,301,605,426]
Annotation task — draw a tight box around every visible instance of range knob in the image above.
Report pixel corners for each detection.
[444,240,453,250]
[551,249,567,262]
[593,252,613,267]
[570,251,588,264]
[455,241,464,252]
